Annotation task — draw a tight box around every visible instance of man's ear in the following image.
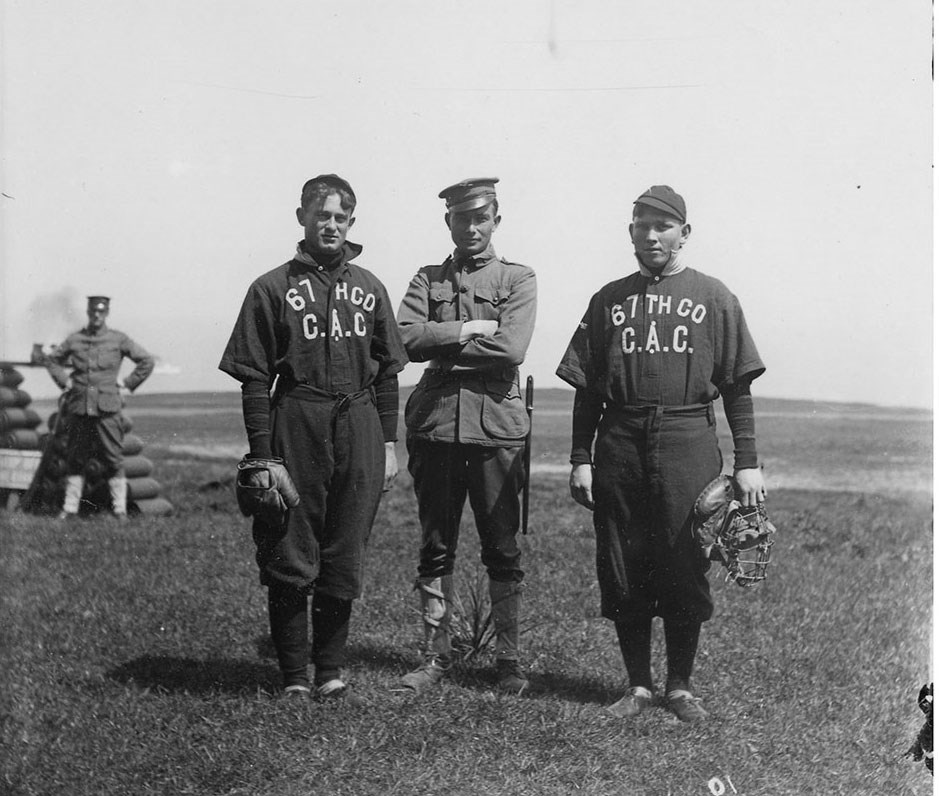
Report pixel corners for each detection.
[296,207,305,226]
[493,214,502,230]
[444,212,452,229]
[680,223,692,245]
[347,215,356,229]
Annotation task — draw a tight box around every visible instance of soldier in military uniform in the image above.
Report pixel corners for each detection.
[396,178,537,693]
[46,296,154,519]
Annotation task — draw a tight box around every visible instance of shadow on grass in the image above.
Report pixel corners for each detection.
[525,671,613,705]
[106,641,615,704]
[107,655,280,695]
[344,639,614,704]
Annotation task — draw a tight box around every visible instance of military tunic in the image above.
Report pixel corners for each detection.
[398,245,537,581]
[47,325,154,474]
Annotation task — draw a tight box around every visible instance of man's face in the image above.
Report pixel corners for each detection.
[629,206,690,270]
[87,306,108,332]
[447,204,500,257]
[296,192,355,255]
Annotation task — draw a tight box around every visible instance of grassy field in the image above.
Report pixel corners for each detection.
[1,389,933,795]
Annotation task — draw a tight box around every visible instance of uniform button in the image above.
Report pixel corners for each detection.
[459,286,468,293]
[318,266,324,271]
[654,276,660,282]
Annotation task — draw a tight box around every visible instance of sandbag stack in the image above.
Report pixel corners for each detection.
[0,367,44,508]
[0,369,43,450]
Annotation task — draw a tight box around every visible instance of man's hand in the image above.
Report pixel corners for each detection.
[569,463,595,510]
[383,442,399,492]
[734,467,766,506]
[458,319,498,343]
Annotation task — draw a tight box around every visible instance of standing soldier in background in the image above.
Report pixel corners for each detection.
[46,295,154,520]
[219,174,408,699]
[556,185,767,723]
[396,178,537,694]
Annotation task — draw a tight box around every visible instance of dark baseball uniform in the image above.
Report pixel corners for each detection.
[397,245,537,583]
[219,241,408,598]
[47,326,154,475]
[557,265,764,622]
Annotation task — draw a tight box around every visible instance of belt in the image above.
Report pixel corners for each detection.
[423,367,517,381]
[603,402,714,421]
[275,382,375,416]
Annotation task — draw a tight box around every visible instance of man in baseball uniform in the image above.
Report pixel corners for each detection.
[46,295,154,519]
[556,185,766,722]
[219,174,408,699]
[396,178,537,694]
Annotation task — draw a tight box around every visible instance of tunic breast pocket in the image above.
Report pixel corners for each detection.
[96,346,122,371]
[429,286,457,322]
[473,287,507,321]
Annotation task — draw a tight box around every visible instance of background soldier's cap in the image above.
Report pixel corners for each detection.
[633,185,687,223]
[86,296,110,311]
[439,178,499,213]
[304,173,356,204]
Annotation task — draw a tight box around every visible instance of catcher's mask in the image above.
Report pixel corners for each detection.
[693,475,776,587]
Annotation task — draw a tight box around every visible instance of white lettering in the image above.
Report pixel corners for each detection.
[350,286,364,306]
[299,278,316,303]
[335,282,349,301]
[672,326,688,353]
[621,327,636,353]
[286,288,305,312]
[657,295,672,314]
[302,314,318,339]
[611,304,626,326]
[645,321,661,353]
[625,294,640,317]
[330,309,344,338]
[691,304,707,323]
[708,779,726,796]
[677,297,693,317]
[354,312,366,336]
[363,292,376,312]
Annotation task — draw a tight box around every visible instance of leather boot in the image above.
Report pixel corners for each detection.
[489,579,529,693]
[399,575,452,692]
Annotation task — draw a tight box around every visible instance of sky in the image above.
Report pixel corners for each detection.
[0,0,933,409]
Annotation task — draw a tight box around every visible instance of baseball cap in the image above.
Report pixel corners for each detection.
[633,185,686,223]
[87,296,110,311]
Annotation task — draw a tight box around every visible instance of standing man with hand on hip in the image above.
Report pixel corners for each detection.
[219,174,408,699]
[46,295,154,520]
[396,178,537,694]
[556,185,767,722]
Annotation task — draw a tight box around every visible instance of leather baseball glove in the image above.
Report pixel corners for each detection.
[235,456,300,527]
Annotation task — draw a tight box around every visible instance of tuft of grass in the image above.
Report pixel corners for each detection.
[450,568,497,662]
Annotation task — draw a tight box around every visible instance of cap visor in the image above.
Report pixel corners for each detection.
[447,196,495,214]
[634,197,684,221]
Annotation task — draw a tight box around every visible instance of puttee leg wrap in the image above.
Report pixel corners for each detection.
[489,579,523,662]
